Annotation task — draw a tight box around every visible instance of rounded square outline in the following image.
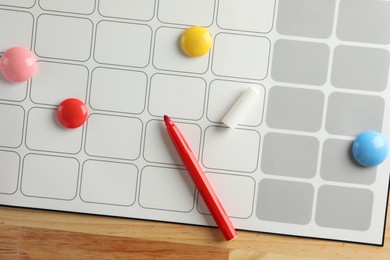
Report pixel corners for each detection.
[89,66,148,115]
[0,1,36,8]
[206,79,266,127]
[93,20,153,68]
[142,119,202,165]
[38,0,96,15]
[216,0,276,34]
[197,171,256,219]
[138,165,196,213]
[30,60,89,106]
[25,107,84,155]
[0,149,21,195]
[0,103,26,149]
[34,14,94,62]
[201,125,261,173]
[79,159,139,207]
[147,73,207,121]
[157,0,216,27]
[152,26,211,75]
[211,32,271,81]
[20,152,80,201]
[98,0,156,22]
[84,113,144,161]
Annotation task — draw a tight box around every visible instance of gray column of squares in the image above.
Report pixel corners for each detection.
[260,0,390,231]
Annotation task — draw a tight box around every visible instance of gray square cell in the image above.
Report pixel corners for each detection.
[271,40,330,86]
[321,139,376,185]
[256,179,314,225]
[276,0,335,39]
[326,92,384,136]
[331,46,390,92]
[316,185,373,231]
[266,86,324,132]
[261,133,319,179]
[337,0,390,44]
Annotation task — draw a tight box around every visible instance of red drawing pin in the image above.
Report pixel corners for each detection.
[56,98,88,128]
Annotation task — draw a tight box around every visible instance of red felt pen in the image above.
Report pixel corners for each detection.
[164,115,238,241]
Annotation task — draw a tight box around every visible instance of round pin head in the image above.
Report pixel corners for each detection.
[352,131,389,167]
[0,47,37,83]
[56,98,88,129]
[180,26,212,57]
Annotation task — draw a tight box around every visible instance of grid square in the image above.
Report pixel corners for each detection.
[337,0,390,44]
[26,108,83,154]
[21,154,79,200]
[198,173,255,218]
[207,80,265,126]
[261,133,319,179]
[99,0,155,21]
[271,40,330,85]
[0,0,35,8]
[39,0,96,14]
[148,74,206,120]
[0,104,25,148]
[276,0,335,38]
[80,160,138,206]
[212,33,270,80]
[256,179,314,224]
[90,67,147,114]
[0,9,33,51]
[0,150,19,194]
[94,21,152,67]
[266,86,324,132]
[331,45,389,92]
[153,27,209,74]
[85,114,143,160]
[143,120,201,165]
[316,185,373,231]
[30,61,88,105]
[35,14,93,61]
[139,166,195,212]
[202,126,260,172]
[0,77,27,102]
[321,139,376,185]
[326,92,384,136]
[217,0,275,33]
[158,0,215,26]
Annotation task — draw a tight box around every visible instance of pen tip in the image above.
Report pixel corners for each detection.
[163,115,169,123]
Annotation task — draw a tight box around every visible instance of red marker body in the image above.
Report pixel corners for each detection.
[164,115,237,241]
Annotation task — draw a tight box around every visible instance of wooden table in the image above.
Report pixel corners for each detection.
[0,203,389,259]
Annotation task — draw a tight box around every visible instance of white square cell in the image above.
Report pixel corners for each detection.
[158,0,215,26]
[212,33,270,80]
[202,126,260,172]
[217,0,276,33]
[0,9,33,51]
[81,160,138,206]
[0,0,35,8]
[35,14,93,61]
[139,166,196,212]
[153,27,209,74]
[0,104,24,148]
[94,21,152,68]
[85,114,143,160]
[39,0,96,14]
[21,154,79,200]
[0,78,27,102]
[0,150,20,194]
[207,80,264,126]
[198,173,255,218]
[99,0,155,21]
[148,74,206,120]
[30,61,88,105]
[26,108,83,154]
[143,120,201,165]
[90,68,147,114]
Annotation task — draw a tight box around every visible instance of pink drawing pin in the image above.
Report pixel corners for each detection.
[0,47,37,83]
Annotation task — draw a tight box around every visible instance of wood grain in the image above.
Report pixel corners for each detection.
[0,205,389,259]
